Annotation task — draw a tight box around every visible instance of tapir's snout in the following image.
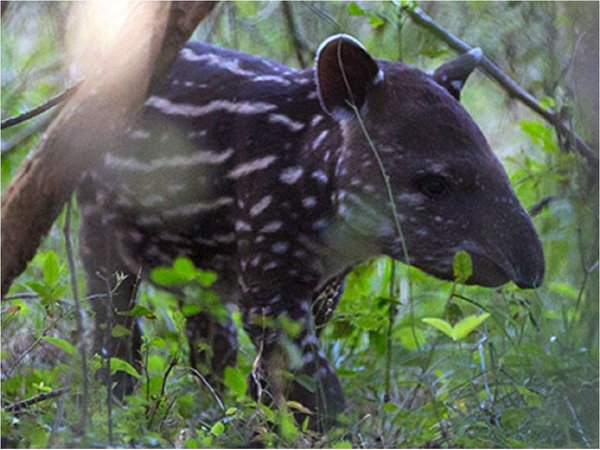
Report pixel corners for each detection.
[509,216,545,289]
[493,206,545,290]
[427,205,545,290]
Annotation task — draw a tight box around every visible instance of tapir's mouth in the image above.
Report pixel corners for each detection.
[412,250,542,289]
[412,255,511,288]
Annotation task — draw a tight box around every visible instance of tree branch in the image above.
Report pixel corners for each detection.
[1,81,82,130]
[406,6,598,167]
[3,388,68,413]
[1,1,217,297]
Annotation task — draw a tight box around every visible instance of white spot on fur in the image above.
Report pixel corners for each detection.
[106,148,234,172]
[310,115,324,127]
[259,221,283,233]
[235,220,252,232]
[311,170,328,184]
[227,155,278,179]
[130,129,150,140]
[271,241,289,254]
[249,195,273,217]
[163,198,234,218]
[180,49,256,77]
[302,197,317,209]
[312,130,329,151]
[268,114,305,132]
[279,166,304,184]
[253,75,291,86]
[147,96,277,117]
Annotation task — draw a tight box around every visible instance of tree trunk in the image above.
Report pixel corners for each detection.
[1,1,217,296]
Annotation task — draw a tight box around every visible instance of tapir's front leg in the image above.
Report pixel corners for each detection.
[236,228,345,431]
[241,287,345,431]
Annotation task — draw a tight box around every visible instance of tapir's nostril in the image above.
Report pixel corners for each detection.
[514,272,544,289]
[513,251,545,289]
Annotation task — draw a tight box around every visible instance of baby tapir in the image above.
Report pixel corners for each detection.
[77,34,545,430]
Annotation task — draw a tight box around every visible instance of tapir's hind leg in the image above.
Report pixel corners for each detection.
[186,310,238,389]
[77,180,142,398]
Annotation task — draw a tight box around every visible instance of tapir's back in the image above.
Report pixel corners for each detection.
[78,42,333,276]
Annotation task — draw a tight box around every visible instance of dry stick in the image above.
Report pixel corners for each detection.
[63,198,89,437]
[3,388,68,413]
[1,81,83,130]
[406,6,598,167]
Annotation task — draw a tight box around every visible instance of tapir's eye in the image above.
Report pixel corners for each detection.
[418,175,450,199]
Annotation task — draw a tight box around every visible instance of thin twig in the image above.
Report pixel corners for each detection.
[1,113,55,156]
[477,337,494,404]
[3,388,67,413]
[149,358,178,427]
[63,198,89,436]
[281,2,307,68]
[6,309,72,378]
[2,292,40,300]
[564,395,592,448]
[1,81,82,130]
[103,275,114,446]
[48,375,69,447]
[384,261,399,403]
[406,6,597,167]
[189,367,225,413]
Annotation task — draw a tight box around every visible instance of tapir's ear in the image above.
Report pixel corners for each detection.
[433,48,483,101]
[315,34,383,119]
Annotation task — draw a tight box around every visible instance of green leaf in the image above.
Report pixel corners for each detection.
[42,251,61,286]
[422,318,454,339]
[43,336,76,356]
[395,326,425,350]
[383,402,398,413]
[210,421,225,437]
[126,305,156,319]
[173,256,195,277]
[150,266,184,286]
[520,120,557,153]
[193,269,217,287]
[501,407,527,429]
[224,366,247,397]
[184,439,199,449]
[182,303,202,317]
[332,441,353,449]
[453,313,490,340]
[150,257,217,287]
[109,357,141,379]
[348,2,366,15]
[368,14,385,27]
[453,250,473,283]
[549,282,579,300]
[286,400,313,415]
[279,410,299,442]
[111,324,131,338]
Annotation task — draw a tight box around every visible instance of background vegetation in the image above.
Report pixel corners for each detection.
[1,2,598,448]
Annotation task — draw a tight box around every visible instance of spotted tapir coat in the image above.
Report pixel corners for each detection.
[78,35,544,429]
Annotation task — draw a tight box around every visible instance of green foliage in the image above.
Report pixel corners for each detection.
[2,2,598,449]
[453,250,473,284]
[422,313,490,341]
